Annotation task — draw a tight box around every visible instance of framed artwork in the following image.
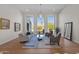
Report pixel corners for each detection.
[14,23,21,32]
[64,22,73,41]
[0,18,10,29]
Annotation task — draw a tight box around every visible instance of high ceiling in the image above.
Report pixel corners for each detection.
[0,4,67,14]
[10,4,67,14]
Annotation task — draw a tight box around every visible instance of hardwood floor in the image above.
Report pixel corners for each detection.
[0,37,79,54]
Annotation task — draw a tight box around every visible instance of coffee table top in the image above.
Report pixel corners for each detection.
[37,34,44,39]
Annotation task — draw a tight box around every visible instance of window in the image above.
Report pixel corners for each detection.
[37,15,44,33]
[47,16,55,31]
[30,16,34,32]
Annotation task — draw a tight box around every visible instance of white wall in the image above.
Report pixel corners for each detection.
[59,5,79,43]
[0,5,23,45]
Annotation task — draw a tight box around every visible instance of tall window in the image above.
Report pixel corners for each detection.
[30,16,34,32]
[37,15,44,33]
[48,16,55,31]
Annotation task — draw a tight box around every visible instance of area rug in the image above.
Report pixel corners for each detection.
[22,35,61,48]
[22,40,61,48]
[22,43,61,48]
[23,45,36,48]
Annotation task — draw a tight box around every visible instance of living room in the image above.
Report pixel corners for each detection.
[0,4,79,54]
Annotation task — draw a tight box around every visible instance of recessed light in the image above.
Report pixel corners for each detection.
[52,8,56,12]
[25,9,30,12]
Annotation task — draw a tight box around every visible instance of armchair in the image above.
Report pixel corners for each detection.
[19,34,29,43]
[50,33,61,46]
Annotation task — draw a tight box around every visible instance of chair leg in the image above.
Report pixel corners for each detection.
[58,42,60,46]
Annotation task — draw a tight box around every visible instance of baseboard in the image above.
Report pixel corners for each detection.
[72,40,79,45]
[0,37,18,45]
[63,37,79,45]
